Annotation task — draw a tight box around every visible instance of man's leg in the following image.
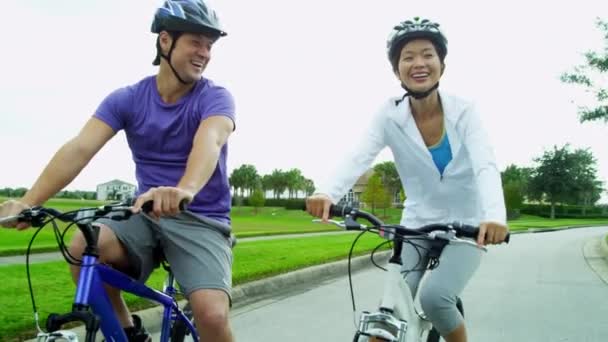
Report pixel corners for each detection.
[69,224,133,327]
[189,289,233,342]
[160,212,234,342]
[68,214,159,338]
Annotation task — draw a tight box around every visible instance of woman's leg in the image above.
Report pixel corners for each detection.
[418,241,483,342]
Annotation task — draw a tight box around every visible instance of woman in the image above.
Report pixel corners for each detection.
[305,17,509,342]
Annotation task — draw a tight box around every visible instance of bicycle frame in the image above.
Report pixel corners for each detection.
[47,252,197,342]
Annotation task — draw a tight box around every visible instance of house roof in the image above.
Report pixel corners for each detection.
[354,169,374,187]
[96,179,136,188]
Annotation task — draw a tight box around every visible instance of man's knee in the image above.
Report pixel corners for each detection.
[68,224,128,266]
[189,289,230,329]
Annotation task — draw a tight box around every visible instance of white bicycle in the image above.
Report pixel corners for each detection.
[321,205,510,342]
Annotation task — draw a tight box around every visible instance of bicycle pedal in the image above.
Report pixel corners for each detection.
[36,330,78,341]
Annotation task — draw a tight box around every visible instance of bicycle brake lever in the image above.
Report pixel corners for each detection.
[312,219,346,228]
[312,218,367,230]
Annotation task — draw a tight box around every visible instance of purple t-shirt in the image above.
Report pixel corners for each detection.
[94,76,236,224]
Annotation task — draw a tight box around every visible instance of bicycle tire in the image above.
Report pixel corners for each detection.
[170,302,193,342]
[425,297,465,342]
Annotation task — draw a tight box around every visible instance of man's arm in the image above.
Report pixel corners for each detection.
[133,115,234,217]
[178,115,234,194]
[1,117,115,229]
[22,117,116,206]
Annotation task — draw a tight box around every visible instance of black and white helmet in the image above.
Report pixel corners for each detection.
[386,17,447,71]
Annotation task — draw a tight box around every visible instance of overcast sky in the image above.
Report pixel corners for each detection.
[1,0,607,202]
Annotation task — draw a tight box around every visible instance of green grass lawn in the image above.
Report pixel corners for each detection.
[2,197,608,255]
[0,199,343,255]
[0,198,401,256]
[1,232,387,341]
[508,214,608,230]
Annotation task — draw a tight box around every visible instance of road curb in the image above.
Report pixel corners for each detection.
[600,234,608,262]
[582,235,608,286]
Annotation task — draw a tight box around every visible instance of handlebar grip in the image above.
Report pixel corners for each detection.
[455,223,510,244]
[328,204,355,218]
[141,200,188,214]
[456,223,479,239]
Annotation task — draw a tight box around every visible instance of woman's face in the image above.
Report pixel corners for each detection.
[396,39,444,92]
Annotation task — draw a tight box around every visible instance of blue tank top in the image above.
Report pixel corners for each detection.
[428,129,452,175]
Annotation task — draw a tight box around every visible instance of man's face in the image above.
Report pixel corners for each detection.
[161,32,216,82]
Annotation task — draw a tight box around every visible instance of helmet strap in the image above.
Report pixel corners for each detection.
[159,32,193,85]
[395,82,439,105]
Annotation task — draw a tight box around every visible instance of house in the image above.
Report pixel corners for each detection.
[339,169,375,208]
[96,179,136,201]
[339,169,403,208]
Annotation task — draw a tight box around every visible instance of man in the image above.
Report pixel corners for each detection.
[0,1,236,341]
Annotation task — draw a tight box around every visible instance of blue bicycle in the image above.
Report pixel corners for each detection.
[0,201,197,342]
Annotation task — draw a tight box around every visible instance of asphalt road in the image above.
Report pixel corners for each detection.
[219,226,608,341]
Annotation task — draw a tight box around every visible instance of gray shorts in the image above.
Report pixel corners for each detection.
[95,211,233,299]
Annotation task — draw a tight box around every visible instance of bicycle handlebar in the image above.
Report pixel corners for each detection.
[0,200,188,227]
[326,204,510,244]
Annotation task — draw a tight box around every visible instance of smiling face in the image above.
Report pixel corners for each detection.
[396,39,444,92]
[160,31,216,83]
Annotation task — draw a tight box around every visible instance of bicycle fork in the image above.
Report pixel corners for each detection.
[356,262,431,341]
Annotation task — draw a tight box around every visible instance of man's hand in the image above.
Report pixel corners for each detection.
[132,187,193,220]
[0,200,31,230]
[305,193,333,223]
[477,221,509,246]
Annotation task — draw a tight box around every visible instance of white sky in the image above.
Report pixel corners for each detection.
[1,0,607,202]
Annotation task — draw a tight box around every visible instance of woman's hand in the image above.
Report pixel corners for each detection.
[477,221,509,245]
[305,193,333,222]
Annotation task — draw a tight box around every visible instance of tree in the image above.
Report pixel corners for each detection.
[229,164,259,198]
[302,178,316,196]
[561,18,608,123]
[373,161,402,206]
[567,148,604,214]
[501,164,533,204]
[249,186,266,214]
[528,145,603,218]
[503,181,524,220]
[229,168,245,199]
[361,173,391,215]
[12,187,27,198]
[263,169,289,199]
[285,168,305,199]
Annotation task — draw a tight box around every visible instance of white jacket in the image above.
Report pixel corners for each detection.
[319,92,506,227]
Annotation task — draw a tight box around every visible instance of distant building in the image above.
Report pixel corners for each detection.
[339,169,402,208]
[96,179,136,201]
[339,169,375,208]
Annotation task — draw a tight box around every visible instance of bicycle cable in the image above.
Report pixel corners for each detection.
[25,217,60,333]
[24,208,107,333]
